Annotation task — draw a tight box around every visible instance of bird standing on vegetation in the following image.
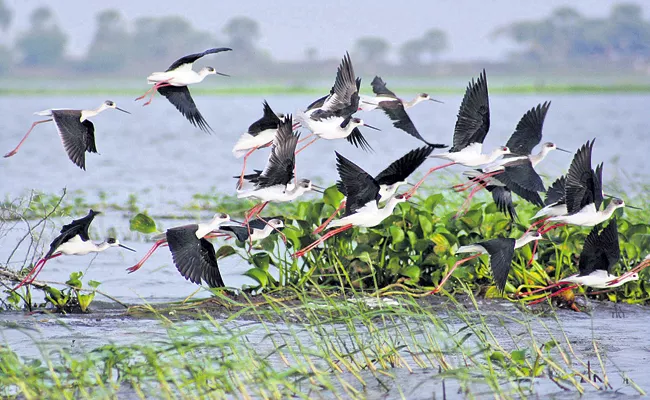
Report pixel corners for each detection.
[296,52,379,154]
[135,47,232,133]
[4,100,130,170]
[14,210,135,289]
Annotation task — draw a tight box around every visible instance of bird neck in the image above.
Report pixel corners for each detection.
[514,234,537,249]
[607,273,638,288]
[530,147,550,167]
[80,108,101,122]
[95,242,112,252]
[601,202,620,216]
[380,196,403,217]
[403,97,421,108]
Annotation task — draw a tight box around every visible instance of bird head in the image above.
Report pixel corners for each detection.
[102,100,130,114]
[106,238,136,252]
[350,117,380,131]
[542,142,571,154]
[201,66,217,76]
[496,146,511,156]
[418,93,443,104]
[211,213,231,226]
[268,218,285,230]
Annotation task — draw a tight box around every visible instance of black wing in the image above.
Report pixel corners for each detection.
[371,76,397,98]
[47,209,101,258]
[486,185,517,221]
[51,110,92,170]
[165,47,232,71]
[248,216,284,231]
[257,116,298,188]
[321,52,360,117]
[82,120,98,154]
[496,160,546,195]
[157,85,212,133]
[451,69,490,152]
[545,175,566,206]
[219,225,249,242]
[479,237,516,293]
[375,146,434,186]
[377,101,430,145]
[345,127,373,152]
[565,139,601,214]
[248,101,281,136]
[167,226,224,288]
[505,102,551,156]
[578,218,620,276]
[199,238,225,288]
[335,152,380,216]
[305,95,328,111]
[593,163,604,211]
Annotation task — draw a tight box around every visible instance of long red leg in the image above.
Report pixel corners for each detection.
[525,217,550,234]
[538,222,566,235]
[297,132,314,143]
[527,284,579,306]
[313,201,346,235]
[293,224,353,258]
[295,137,320,155]
[430,253,481,294]
[405,162,456,198]
[516,280,570,297]
[454,181,487,218]
[14,253,62,289]
[126,239,166,273]
[135,81,167,102]
[142,82,173,106]
[452,170,504,192]
[526,240,539,267]
[238,145,262,189]
[4,119,53,158]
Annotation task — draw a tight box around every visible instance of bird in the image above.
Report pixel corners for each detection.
[4,100,130,170]
[237,115,324,225]
[526,175,568,230]
[525,218,640,307]
[535,140,638,234]
[14,210,135,289]
[126,213,234,274]
[233,101,286,187]
[135,47,232,133]
[166,224,225,288]
[452,102,568,217]
[218,217,285,242]
[431,231,544,294]
[405,70,513,197]
[358,78,442,111]
[314,146,433,234]
[295,52,379,154]
[293,152,409,258]
[358,76,446,148]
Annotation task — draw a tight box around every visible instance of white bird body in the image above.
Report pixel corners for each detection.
[147,66,213,86]
[562,270,638,289]
[249,224,277,241]
[430,143,510,167]
[54,235,113,256]
[330,195,404,228]
[456,244,487,254]
[455,231,540,255]
[548,201,622,227]
[533,203,567,219]
[35,102,116,123]
[237,183,310,203]
[358,93,431,112]
[194,213,232,239]
[297,110,358,140]
[232,129,277,158]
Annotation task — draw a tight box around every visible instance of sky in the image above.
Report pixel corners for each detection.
[4,0,649,62]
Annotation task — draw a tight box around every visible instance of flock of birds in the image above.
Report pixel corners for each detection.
[6,47,649,309]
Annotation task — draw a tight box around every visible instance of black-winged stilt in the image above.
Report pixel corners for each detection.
[135,47,232,133]
[14,210,135,289]
[166,224,225,288]
[359,76,447,148]
[295,52,379,154]
[4,101,130,170]
[218,217,285,242]
[293,152,408,258]
[526,218,639,306]
[359,76,442,111]
[431,231,543,294]
[127,213,233,274]
[315,146,433,234]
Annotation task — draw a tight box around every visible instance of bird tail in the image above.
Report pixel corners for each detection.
[150,232,167,241]
[424,142,449,150]
[532,204,555,219]
[146,72,168,84]
[295,111,311,132]
[456,244,483,254]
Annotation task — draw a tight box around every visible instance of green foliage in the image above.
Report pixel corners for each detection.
[40,271,101,313]
[129,213,157,234]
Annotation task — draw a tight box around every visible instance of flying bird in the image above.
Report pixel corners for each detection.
[135,47,232,133]
[218,217,285,242]
[4,100,130,170]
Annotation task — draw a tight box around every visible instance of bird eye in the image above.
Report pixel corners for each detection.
[219,213,228,219]
[502,147,508,152]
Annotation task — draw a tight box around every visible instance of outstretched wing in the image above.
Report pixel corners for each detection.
[248,100,281,135]
[321,52,360,116]
[487,185,517,221]
[345,127,373,152]
[157,85,212,133]
[545,175,566,206]
[505,102,551,156]
[166,47,232,71]
[257,116,299,188]
[378,101,431,145]
[565,140,600,214]
[47,209,101,258]
[578,218,620,276]
[479,237,516,293]
[82,120,98,154]
[218,225,249,242]
[374,146,433,186]
[371,76,397,98]
[451,69,490,152]
[199,238,225,288]
[335,152,380,216]
[496,161,545,196]
[51,110,91,170]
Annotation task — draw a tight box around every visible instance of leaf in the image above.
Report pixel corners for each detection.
[129,213,157,234]
[399,265,421,281]
[88,280,101,289]
[543,340,559,352]
[389,226,405,244]
[244,268,269,287]
[66,272,82,288]
[215,245,236,259]
[490,351,506,364]
[251,252,270,271]
[419,215,433,236]
[78,292,95,312]
[323,185,344,208]
[511,349,527,365]
[431,233,450,255]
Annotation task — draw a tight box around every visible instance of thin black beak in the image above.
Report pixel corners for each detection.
[429,98,444,104]
[230,218,244,224]
[627,205,642,210]
[116,107,131,114]
[312,184,325,191]
[119,244,136,252]
[556,147,571,153]
[216,72,230,77]
[312,188,324,194]
[363,123,380,131]
[406,182,415,187]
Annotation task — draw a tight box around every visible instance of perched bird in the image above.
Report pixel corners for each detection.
[218,217,285,242]
[526,218,640,307]
[359,76,446,148]
[237,115,324,223]
[405,70,513,197]
[431,231,543,294]
[127,213,233,274]
[4,101,130,170]
[296,52,379,154]
[293,152,408,258]
[14,210,135,289]
[315,146,433,234]
[233,101,287,187]
[135,47,232,132]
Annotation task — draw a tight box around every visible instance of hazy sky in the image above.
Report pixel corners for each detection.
[5,0,648,62]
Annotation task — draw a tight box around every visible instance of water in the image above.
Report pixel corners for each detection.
[2,93,650,397]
